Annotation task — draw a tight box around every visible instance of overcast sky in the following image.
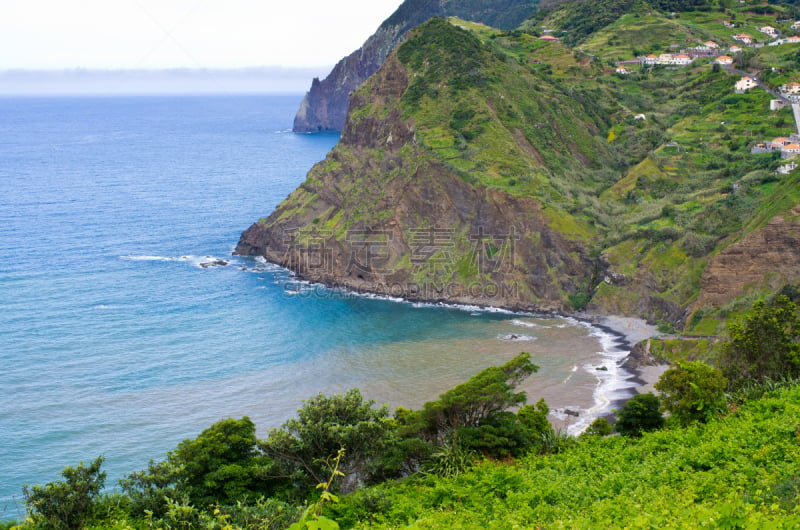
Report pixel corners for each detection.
[0,0,404,70]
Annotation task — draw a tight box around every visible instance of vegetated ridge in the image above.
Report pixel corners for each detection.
[292,0,539,132]
[241,0,800,333]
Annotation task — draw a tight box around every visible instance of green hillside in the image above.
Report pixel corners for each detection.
[11,295,800,529]
[333,386,800,528]
[242,0,800,330]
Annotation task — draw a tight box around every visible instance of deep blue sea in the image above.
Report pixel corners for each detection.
[0,95,634,519]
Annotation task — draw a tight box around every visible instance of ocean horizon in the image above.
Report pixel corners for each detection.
[0,94,636,519]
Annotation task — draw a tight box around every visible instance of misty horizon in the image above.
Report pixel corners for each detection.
[0,66,333,95]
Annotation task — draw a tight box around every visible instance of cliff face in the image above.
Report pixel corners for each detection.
[694,205,800,309]
[246,12,800,326]
[293,25,402,133]
[242,49,593,310]
[292,0,539,132]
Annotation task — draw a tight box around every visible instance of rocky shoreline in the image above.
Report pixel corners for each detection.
[593,315,668,401]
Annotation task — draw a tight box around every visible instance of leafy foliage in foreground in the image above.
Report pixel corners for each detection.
[13,320,800,528]
[718,295,800,388]
[22,456,105,530]
[332,385,800,528]
[655,360,728,425]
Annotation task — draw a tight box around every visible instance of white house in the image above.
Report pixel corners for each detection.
[780,82,800,95]
[735,76,757,93]
[781,143,800,158]
[792,21,800,30]
[616,67,629,75]
[758,26,778,37]
[729,45,743,53]
[716,55,734,65]
[770,137,791,150]
[657,53,674,64]
[776,161,797,174]
[733,33,753,44]
[671,53,693,65]
[642,54,659,65]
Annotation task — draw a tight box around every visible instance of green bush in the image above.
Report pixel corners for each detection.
[717,296,800,389]
[615,393,665,437]
[260,389,393,493]
[122,417,278,516]
[655,361,728,425]
[23,456,106,530]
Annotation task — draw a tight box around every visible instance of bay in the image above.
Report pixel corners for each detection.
[0,95,632,519]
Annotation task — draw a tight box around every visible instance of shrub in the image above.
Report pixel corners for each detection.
[417,352,538,443]
[261,389,393,493]
[717,296,800,389]
[23,456,106,530]
[655,361,727,425]
[615,393,665,437]
[583,417,613,437]
[122,417,278,516]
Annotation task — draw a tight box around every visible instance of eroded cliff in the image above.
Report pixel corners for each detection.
[246,14,800,327]
[292,0,539,132]
[242,48,593,310]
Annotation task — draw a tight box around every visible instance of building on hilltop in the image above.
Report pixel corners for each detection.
[781,143,800,158]
[735,76,757,93]
[780,82,800,101]
[671,53,693,65]
[733,33,753,44]
[642,54,659,65]
[716,55,734,65]
[758,26,779,38]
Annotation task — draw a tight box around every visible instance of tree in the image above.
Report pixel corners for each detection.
[655,361,727,425]
[418,352,538,443]
[260,389,392,493]
[23,456,106,530]
[717,296,800,388]
[615,393,665,437]
[122,417,276,514]
[518,398,556,452]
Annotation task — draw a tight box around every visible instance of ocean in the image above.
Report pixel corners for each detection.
[0,94,636,519]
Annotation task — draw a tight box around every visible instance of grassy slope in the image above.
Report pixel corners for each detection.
[530,3,800,327]
[266,2,800,325]
[333,385,800,528]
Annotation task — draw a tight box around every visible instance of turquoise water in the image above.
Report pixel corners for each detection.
[0,95,631,519]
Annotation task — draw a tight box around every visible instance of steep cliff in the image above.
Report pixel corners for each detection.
[247,5,800,326]
[695,205,800,309]
[292,0,539,132]
[246,19,604,310]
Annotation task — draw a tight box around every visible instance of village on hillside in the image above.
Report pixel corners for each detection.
[596,15,800,171]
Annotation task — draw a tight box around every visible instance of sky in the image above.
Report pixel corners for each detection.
[0,0,404,70]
